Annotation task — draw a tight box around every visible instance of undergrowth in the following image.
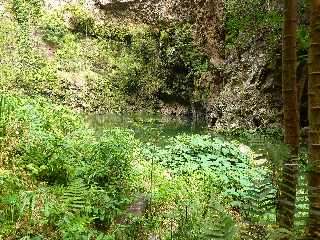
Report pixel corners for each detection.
[0,92,286,239]
[1,92,312,239]
[0,92,139,239]
[0,1,314,239]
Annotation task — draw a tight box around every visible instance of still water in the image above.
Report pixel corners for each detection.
[86,113,208,145]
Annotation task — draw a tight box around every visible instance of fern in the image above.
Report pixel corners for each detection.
[170,197,237,240]
[245,134,316,239]
[292,169,309,238]
[204,207,236,240]
[62,179,88,214]
[234,135,290,239]
[242,177,276,223]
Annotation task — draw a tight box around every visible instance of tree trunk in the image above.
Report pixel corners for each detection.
[307,0,320,238]
[278,0,299,233]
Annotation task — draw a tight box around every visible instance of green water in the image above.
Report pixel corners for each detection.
[86,113,208,145]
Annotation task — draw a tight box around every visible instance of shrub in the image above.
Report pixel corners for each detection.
[0,94,141,238]
[0,93,93,184]
[84,129,138,195]
[39,12,68,45]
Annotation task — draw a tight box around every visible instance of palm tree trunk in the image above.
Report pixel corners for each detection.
[307,0,320,238]
[278,0,299,232]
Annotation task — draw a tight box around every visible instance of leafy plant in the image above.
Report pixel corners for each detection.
[0,94,142,238]
[147,134,269,203]
[39,11,68,45]
[225,0,282,51]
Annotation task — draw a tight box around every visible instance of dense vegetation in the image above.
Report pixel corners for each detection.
[0,0,210,114]
[0,0,319,239]
[0,93,277,239]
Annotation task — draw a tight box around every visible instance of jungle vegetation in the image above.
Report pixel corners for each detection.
[0,0,319,239]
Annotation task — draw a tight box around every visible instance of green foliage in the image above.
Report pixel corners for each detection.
[0,8,62,95]
[225,0,311,76]
[0,93,90,184]
[171,199,238,240]
[2,1,313,238]
[39,11,68,45]
[84,129,138,195]
[12,0,42,25]
[65,5,96,36]
[128,158,240,239]
[142,133,277,239]
[159,23,209,102]
[0,170,25,231]
[62,179,88,214]
[153,134,249,170]
[0,94,139,238]
[298,25,310,53]
[225,0,282,51]
[1,93,306,239]
[1,2,210,113]
[147,134,269,203]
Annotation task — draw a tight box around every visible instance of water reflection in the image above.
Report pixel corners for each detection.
[85,113,207,145]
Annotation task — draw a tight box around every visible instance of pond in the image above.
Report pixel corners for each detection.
[86,113,208,146]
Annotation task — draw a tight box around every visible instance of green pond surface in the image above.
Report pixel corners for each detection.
[86,113,208,146]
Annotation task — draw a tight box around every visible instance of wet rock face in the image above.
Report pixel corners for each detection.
[139,0,278,128]
[159,101,189,116]
[205,42,282,129]
[94,0,225,62]
[42,0,280,128]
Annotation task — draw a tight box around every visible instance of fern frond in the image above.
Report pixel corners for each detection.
[62,179,88,214]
